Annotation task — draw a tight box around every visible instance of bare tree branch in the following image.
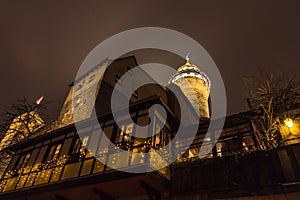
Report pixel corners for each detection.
[0,98,48,176]
[243,70,300,149]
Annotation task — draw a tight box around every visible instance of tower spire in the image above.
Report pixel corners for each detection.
[185,53,190,63]
[185,53,192,66]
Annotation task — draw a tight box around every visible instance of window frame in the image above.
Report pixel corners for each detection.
[14,152,31,171]
[44,142,63,162]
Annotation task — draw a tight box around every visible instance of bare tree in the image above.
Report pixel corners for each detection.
[243,71,300,149]
[0,97,47,177]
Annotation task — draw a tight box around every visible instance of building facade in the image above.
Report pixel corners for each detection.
[0,56,299,200]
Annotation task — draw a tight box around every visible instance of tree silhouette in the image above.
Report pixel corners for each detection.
[243,71,300,149]
[0,98,47,177]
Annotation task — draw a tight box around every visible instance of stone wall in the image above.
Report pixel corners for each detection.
[173,76,210,119]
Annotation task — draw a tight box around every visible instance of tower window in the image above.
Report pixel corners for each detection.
[88,74,96,83]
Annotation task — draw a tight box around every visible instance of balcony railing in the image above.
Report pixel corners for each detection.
[0,146,170,193]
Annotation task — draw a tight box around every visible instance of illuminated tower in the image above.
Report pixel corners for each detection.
[169,55,211,119]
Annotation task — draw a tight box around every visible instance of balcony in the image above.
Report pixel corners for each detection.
[0,147,170,199]
[0,97,174,199]
[171,142,300,199]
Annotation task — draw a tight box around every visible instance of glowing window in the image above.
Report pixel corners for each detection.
[45,143,62,161]
[14,153,31,170]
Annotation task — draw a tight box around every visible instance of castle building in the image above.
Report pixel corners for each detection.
[0,56,299,200]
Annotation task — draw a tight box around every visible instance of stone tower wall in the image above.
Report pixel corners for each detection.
[173,77,210,119]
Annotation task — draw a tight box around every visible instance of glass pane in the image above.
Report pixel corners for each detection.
[131,150,145,166]
[82,136,89,148]
[72,138,81,154]
[60,138,72,157]
[116,125,125,143]
[61,162,81,180]
[52,144,62,160]
[6,155,19,172]
[87,129,101,156]
[80,159,94,176]
[16,175,28,189]
[216,142,223,157]
[24,173,37,188]
[108,152,129,169]
[26,149,39,169]
[21,153,31,168]
[50,166,63,182]
[116,122,134,144]
[15,155,25,170]
[34,169,52,185]
[103,125,113,141]
[93,160,105,174]
[188,147,199,158]
[0,180,6,192]
[126,123,134,137]
[2,177,18,192]
[46,146,56,161]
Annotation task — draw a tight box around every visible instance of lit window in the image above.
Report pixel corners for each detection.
[46,143,62,161]
[72,138,81,154]
[116,123,133,143]
[79,135,92,158]
[82,136,89,148]
[14,153,31,170]
[188,148,199,158]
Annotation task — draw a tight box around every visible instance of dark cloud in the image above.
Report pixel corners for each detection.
[0,1,299,120]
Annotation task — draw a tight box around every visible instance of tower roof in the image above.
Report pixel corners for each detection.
[169,56,211,88]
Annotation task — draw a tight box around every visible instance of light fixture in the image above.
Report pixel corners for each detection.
[284,118,294,128]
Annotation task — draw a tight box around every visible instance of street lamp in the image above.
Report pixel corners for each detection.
[284,118,294,128]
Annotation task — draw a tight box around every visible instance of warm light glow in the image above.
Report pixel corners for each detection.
[285,118,294,128]
[0,111,44,151]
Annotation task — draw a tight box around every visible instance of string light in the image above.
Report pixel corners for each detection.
[2,155,69,190]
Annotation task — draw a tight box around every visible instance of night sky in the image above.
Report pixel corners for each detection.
[0,1,299,121]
